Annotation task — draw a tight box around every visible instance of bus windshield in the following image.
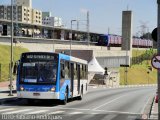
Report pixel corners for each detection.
[20,61,57,84]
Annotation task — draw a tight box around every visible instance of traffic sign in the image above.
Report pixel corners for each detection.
[151,55,160,69]
[120,64,129,67]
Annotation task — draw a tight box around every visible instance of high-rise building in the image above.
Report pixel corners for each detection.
[32,9,42,25]
[16,0,32,8]
[0,5,41,25]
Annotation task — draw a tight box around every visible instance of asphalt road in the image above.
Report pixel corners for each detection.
[0,86,156,120]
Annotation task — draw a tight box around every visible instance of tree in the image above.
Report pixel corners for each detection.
[140,32,152,40]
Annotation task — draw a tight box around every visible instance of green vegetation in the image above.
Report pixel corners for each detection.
[120,49,157,85]
[0,44,29,82]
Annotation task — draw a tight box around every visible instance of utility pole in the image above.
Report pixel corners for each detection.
[77,20,79,31]
[9,0,14,96]
[53,17,55,52]
[70,20,77,56]
[108,27,110,34]
[157,0,160,119]
[13,0,18,44]
[87,11,90,46]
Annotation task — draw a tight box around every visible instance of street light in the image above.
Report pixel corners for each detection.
[87,11,90,46]
[70,20,77,56]
[9,0,14,96]
[52,17,55,52]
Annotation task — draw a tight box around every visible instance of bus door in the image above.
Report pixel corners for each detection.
[77,64,80,94]
[70,63,74,95]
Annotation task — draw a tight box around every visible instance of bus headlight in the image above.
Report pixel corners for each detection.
[51,87,55,92]
[20,86,24,91]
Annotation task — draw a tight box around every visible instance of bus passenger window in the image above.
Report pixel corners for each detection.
[80,64,83,79]
[61,63,65,79]
[85,65,88,79]
[82,64,85,79]
[65,61,70,79]
[74,63,77,79]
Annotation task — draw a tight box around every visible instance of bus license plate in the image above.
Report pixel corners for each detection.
[33,93,40,96]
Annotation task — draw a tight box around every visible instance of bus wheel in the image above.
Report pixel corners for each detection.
[62,89,68,105]
[78,86,83,100]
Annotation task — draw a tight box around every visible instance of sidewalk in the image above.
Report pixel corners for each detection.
[0,80,17,104]
[150,97,158,119]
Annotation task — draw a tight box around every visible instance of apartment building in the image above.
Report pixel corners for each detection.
[0,5,41,25]
[0,4,42,35]
[32,9,42,25]
[16,0,32,8]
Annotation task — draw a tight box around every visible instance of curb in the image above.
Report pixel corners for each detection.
[90,84,157,89]
[0,90,16,93]
[141,96,154,119]
[0,97,17,105]
[149,96,158,119]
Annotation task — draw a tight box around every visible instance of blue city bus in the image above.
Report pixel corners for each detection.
[16,52,88,104]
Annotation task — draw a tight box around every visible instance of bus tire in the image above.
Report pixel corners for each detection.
[62,89,68,105]
[77,86,83,100]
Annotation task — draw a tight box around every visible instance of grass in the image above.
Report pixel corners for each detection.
[0,44,29,82]
[120,49,157,85]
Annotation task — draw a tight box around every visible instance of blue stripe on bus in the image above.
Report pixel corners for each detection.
[59,80,71,100]
[59,53,70,61]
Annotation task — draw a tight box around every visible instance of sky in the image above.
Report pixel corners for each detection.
[0,0,157,36]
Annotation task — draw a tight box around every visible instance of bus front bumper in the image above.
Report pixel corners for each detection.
[17,91,59,99]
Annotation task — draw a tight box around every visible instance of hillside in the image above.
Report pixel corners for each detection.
[120,49,157,85]
[0,44,29,82]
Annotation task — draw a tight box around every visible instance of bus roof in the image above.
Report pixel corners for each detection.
[70,56,88,64]
[59,53,87,64]
[21,52,87,65]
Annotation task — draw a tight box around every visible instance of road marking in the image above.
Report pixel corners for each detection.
[69,112,83,114]
[48,111,65,114]
[91,113,98,114]
[0,108,15,112]
[51,107,141,115]
[2,109,32,114]
[93,86,97,88]
[104,110,141,115]
[26,110,48,114]
[52,107,91,111]
[92,94,127,110]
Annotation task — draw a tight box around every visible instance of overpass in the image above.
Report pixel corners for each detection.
[0,19,131,68]
[0,19,101,42]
